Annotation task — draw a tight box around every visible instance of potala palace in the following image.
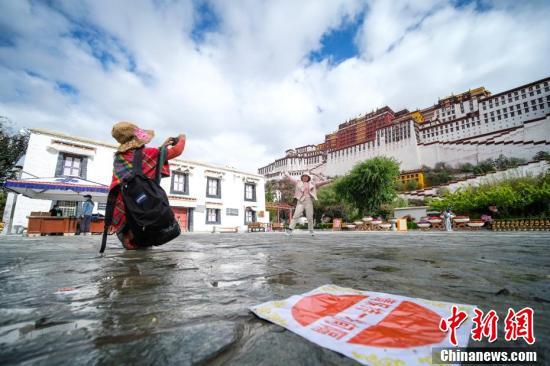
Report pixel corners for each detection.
[258,77,550,187]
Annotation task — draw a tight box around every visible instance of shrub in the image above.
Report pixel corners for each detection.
[427,173,550,218]
[407,221,419,230]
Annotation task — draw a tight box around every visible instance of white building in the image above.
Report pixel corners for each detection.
[259,77,550,180]
[2,129,268,234]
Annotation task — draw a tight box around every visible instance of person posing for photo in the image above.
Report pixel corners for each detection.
[284,171,331,236]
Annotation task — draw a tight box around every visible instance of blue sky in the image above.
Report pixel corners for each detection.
[0,0,549,171]
[309,12,364,65]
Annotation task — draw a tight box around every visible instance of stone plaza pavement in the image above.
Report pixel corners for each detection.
[0,231,548,365]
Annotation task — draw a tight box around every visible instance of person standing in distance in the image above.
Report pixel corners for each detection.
[284,171,330,236]
[80,195,94,235]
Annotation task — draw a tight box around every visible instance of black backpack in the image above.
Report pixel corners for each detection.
[100,147,180,253]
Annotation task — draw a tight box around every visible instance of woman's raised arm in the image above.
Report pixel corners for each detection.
[166,134,186,160]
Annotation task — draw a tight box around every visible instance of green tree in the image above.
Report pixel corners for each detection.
[1,118,29,217]
[534,151,550,161]
[473,158,496,175]
[0,190,6,218]
[458,162,474,173]
[334,157,400,216]
[1,117,29,183]
[314,179,355,221]
[494,154,525,170]
[265,180,275,203]
[424,161,454,186]
[405,179,419,191]
[265,176,296,205]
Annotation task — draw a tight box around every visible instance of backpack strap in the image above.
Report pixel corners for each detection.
[133,148,144,176]
[99,185,120,254]
[155,146,168,184]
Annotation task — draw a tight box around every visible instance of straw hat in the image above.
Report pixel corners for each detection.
[300,172,312,182]
[111,121,154,152]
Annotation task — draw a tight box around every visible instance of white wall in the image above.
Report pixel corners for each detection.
[420,117,550,168]
[5,130,267,234]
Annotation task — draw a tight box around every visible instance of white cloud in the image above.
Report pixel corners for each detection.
[0,0,548,172]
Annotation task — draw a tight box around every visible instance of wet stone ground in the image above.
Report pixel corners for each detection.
[0,231,549,365]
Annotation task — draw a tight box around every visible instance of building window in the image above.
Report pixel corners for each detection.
[226,208,239,216]
[56,200,78,216]
[55,153,86,178]
[245,208,256,224]
[206,208,221,224]
[64,156,81,176]
[171,172,189,195]
[244,183,256,201]
[206,177,221,198]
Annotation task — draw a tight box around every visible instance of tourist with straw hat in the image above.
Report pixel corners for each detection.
[284,171,331,236]
[107,121,186,249]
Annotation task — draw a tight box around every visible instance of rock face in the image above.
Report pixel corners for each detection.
[0,231,548,365]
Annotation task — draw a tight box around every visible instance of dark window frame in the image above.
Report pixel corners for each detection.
[205,208,221,224]
[55,152,88,179]
[244,208,257,224]
[206,177,221,198]
[244,183,257,202]
[171,172,189,195]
